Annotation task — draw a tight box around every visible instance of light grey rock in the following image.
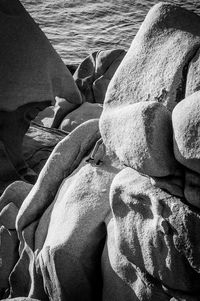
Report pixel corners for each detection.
[102,167,200,300]
[172,91,200,173]
[101,101,178,177]
[59,102,103,132]
[74,49,126,104]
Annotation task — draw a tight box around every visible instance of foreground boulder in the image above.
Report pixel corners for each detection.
[102,168,200,300]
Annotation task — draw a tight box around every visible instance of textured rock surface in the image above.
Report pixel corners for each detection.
[74,49,126,103]
[0,227,19,297]
[100,101,178,177]
[0,0,81,111]
[186,47,200,96]
[10,141,122,300]
[59,102,103,132]
[102,168,200,300]
[16,119,101,239]
[172,91,200,173]
[23,122,66,174]
[101,3,200,113]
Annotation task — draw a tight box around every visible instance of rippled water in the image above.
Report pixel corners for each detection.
[21,0,200,65]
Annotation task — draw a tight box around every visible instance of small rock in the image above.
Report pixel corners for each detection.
[59,102,103,132]
[0,202,19,229]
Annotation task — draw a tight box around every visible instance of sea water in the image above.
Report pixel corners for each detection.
[21,0,200,65]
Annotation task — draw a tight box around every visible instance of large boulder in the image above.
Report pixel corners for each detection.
[102,168,200,300]
[0,0,82,184]
[0,0,81,111]
[99,100,179,177]
[100,3,200,169]
[8,124,123,300]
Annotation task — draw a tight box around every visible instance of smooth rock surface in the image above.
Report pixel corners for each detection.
[74,49,126,103]
[0,202,19,229]
[103,167,200,300]
[184,168,200,209]
[59,102,103,132]
[11,144,122,300]
[101,3,200,112]
[33,96,79,129]
[101,101,178,177]
[172,91,200,173]
[0,0,81,111]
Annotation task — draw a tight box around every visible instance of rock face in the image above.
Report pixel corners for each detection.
[0,0,81,111]
[59,102,103,132]
[102,168,200,301]
[9,123,122,300]
[172,91,200,173]
[99,101,178,177]
[73,49,126,104]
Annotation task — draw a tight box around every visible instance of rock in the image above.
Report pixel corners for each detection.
[0,0,81,111]
[74,49,126,103]
[101,3,200,113]
[172,91,200,173]
[0,0,81,183]
[184,169,200,209]
[102,168,200,300]
[12,147,122,300]
[186,47,200,96]
[0,202,19,229]
[23,122,66,174]
[59,102,103,132]
[0,226,19,296]
[16,119,101,240]
[0,181,33,212]
[33,96,79,129]
[2,299,41,301]
[101,101,178,177]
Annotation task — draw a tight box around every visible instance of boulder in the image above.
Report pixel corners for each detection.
[59,102,103,132]
[0,0,81,183]
[172,91,200,173]
[23,122,66,174]
[100,101,178,177]
[0,0,81,111]
[184,168,200,209]
[0,226,19,297]
[16,119,101,240]
[11,139,122,300]
[102,167,200,300]
[186,47,200,96]
[0,202,19,229]
[33,96,79,129]
[100,3,200,170]
[74,49,126,103]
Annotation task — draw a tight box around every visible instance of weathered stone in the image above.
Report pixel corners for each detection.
[16,119,101,239]
[0,0,81,111]
[0,202,19,229]
[74,49,126,103]
[33,96,79,129]
[12,145,122,300]
[59,102,103,132]
[101,101,178,177]
[184,169,200,209]
[0,226,19,296]
[23,122,66,174]
[172,91,200,173]
[101,3,200,113]
[102,168,200,300]
[186,47,200,96]
[0,181,33,213]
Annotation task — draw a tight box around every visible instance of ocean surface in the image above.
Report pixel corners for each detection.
[21,0,200,65]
